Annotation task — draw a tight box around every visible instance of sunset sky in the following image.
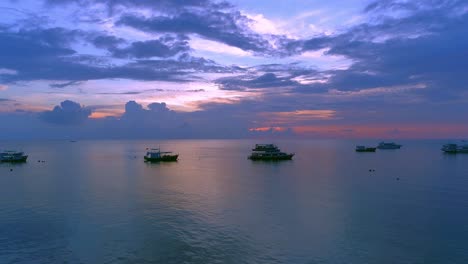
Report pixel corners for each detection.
[1,0,467,139]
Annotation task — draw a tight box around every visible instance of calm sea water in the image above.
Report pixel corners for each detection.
[1,139,468,264]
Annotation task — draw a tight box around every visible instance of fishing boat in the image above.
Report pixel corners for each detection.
[0,151,28,162]
[377,142,402,149]
[355,146,376,152]
[248,144,294,161]
[441,143,468,154]
[144,148,178,162]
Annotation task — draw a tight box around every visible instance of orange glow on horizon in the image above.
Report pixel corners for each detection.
[249,126,288,132]
[89,110,123,119]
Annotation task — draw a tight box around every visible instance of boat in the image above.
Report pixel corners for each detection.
[442,143,468,154]
[252,144,279,151]
[355,146,376,152]
[0,150,28,162]
[248,144,294,161]
[144,148,178,162]
[377,142,402,149]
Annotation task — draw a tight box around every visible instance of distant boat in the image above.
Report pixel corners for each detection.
[0,150,28,162]
[377,142,402,149]
[355,146,376,152]
[248,144,294,161]
[144,148,178,162]
[442,143,468,154]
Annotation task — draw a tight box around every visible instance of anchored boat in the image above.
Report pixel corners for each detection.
[377,142,402,149]
[248,144,294,161]
[442,143,468,154]
[144,148,178,162]
[0,151,28,162]
[355,146,376,152]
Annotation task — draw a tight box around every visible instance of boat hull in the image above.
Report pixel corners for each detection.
[144,155,178,162]
[377,146,401,149]
[248,154,294,161]
[442,149,468,154]
[356,148,376,152]
[0,155,28,163]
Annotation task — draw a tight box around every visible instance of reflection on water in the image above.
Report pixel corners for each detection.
[1,139,468,263]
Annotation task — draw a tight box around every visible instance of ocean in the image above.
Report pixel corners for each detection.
[1,139,468,263]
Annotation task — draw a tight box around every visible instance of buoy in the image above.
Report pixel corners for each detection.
[10,169,13,172]
[397,177,400,180]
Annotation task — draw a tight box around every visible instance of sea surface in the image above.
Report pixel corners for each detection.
[1,139,468,264]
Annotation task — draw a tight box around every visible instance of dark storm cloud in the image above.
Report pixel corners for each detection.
[40,100,92,125]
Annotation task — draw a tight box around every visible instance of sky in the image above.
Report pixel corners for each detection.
[0,0,468,139]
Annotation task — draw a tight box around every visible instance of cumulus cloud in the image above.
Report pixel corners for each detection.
[40,100,92,125]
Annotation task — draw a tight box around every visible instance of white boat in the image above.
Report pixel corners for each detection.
[442,143,468,154]
[377,142,402,149]
[0,150,28,162]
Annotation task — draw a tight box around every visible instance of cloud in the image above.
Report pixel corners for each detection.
[0,27,236,83]
[215,65,328,94]
[91,34,191,59]
[45,0,227,10]
[111,35,190,59]
[116,9,277,55]
[91,35,125,50]
[269,0,468,102]
[1,97,468,139]
[40,100,92,125]
[217,73,300,91]
[1,0,468,140]
[0,68,17,75]
[49,81,83,88]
